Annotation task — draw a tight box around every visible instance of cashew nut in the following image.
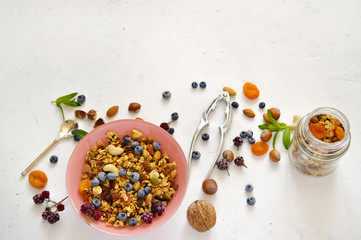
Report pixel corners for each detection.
[290,114,302,130]
[103,164,119,176]
[93,186,102,196]
[149,170,159,179]
[107,144,124,156]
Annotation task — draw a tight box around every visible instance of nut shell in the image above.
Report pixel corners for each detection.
[75,110,86,119]
[87,109,97,120]
[187,200,216,232]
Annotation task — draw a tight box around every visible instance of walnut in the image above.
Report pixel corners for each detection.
[187,200,216,232]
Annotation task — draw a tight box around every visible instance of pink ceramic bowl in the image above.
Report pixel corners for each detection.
[66,119,188,236]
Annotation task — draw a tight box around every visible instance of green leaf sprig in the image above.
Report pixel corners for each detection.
[258,110,292,150]
[52,92,80,121]
[71,129,88,140]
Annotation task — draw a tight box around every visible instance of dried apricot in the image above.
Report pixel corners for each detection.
[335,127,345,140]
[309,123,326,140]
[251,142,269,156]
[79,178,91,194]
[28,170,48,188]
[243,82,260,99]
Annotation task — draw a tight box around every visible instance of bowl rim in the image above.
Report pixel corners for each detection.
[65,119,188,236]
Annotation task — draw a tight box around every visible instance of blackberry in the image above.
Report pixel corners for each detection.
[199,81,207,88]
[141,212,153,224]
[167,128,175,135]
[56,204,65,212]
[171,112,179,121]
[160,122,170,131]
[42,211,52,220]
[201,133,210,141]
[151,201,165,216]
[41,190,50,199]
[216,159,229,175]
[234,156,247,168]
[93,210,101,220]
[80,202,94,215]
[47,212,60,224]
[33,194,45,204]
[231,101,239,109]
[233,137,243,150]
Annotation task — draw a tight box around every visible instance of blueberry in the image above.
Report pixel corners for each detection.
[49,155,58,164]
[130,172,140,183]
[153,142,161,151]
[119,168,127,177]
[202,133,210,141]
[240,131,247,138]
[98,172,107,182]
[167,128,175,135]
[124,183,133,192]
[259,102,266,109]
[191,82,198,88]
[118,212,127,221]
[192,151,201,160]
[77,94,86,105]
[123,136,131,143]
[131,141,139,149]
[92,198,101,208]
[231,101,239,109]
[128,217,138,226]
[171,112,179,121]
[73,135,80,141]
[247,130,253,138]
[245,184,254,192]
[247,197,256,206]
[162,91,172,99]
[134,146,143,155]
[145,186,152,195]
[107,173,116,181]
[248,137,256,144]
[199,81,207,88]
[91,178,100,187]
[137,189,145,199]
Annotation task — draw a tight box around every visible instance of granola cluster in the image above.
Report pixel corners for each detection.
[79,129,178,227]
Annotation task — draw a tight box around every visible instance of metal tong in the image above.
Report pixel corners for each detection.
[188,91,232,180]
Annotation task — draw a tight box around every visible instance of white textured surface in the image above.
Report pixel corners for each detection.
[1,0,361,239]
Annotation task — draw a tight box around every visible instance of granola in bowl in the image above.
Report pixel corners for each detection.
[79,129,178,227]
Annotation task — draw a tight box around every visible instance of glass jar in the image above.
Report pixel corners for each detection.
[288,107,351,177]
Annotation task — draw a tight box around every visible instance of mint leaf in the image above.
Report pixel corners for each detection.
[72,129,88,140]
[62,99,80,107]
[268,124,279,132]
[55,92,78,104]
[282,126,291,150]
[56,103,65,122]
[273,129,281,149]
[258,123,270,130]
[267,110,282,128]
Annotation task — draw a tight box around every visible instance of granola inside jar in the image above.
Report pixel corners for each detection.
[288,107,351,177]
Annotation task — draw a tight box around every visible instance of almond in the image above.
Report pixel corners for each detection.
[223,87,237,96]
[106,105,119,117]
[242,109,255,118]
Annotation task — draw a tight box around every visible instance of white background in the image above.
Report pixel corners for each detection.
[1,0,361,239]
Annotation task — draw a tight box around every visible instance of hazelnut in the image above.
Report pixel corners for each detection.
[75,110,86,119]
[128,102,141,112]
[187,200,216,232]
[263,113,272,124]
[269,108,281,120]
[242,109,255,118]
[106,105,119,117]
[87,109,97,120]
[93,118,105,128]
[260,129,272,142]
[202,179,218,195]
[270,149,281,162]
[222,150,234,162]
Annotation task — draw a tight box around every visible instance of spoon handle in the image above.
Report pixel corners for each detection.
[21,138,59,176]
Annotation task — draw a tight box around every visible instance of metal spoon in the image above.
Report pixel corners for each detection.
[21,120,78,176]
